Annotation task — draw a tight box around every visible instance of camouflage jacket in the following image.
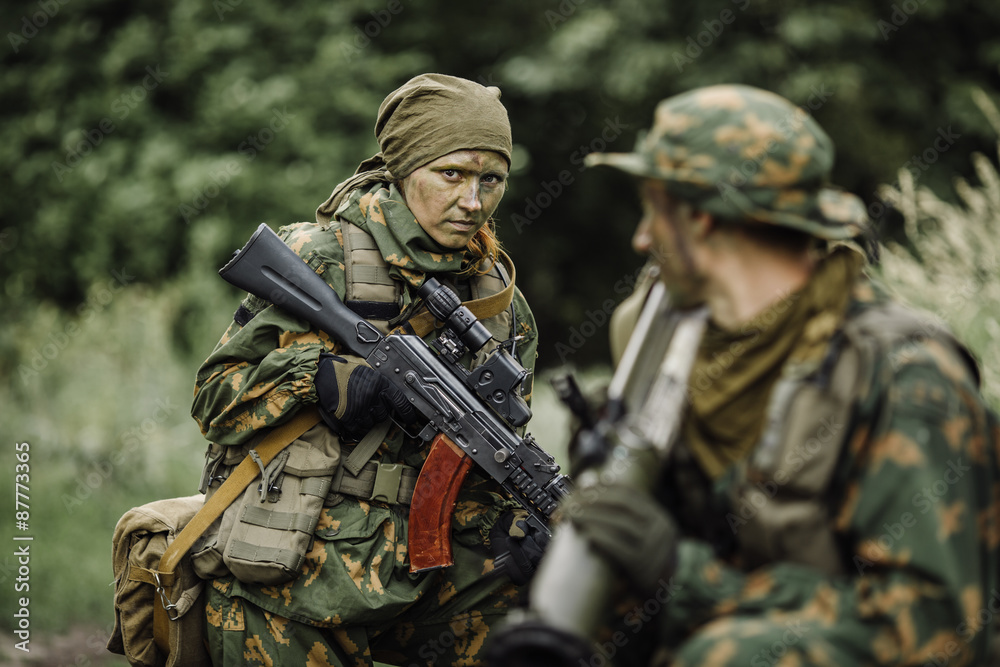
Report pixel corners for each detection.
[190,184,538,627]
[643,280,1000,666]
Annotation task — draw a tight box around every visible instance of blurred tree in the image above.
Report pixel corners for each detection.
[2,0,998,371]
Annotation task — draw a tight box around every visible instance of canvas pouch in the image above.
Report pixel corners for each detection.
[191,423,341,585]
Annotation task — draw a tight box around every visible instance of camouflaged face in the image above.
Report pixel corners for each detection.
[586,84,869,240]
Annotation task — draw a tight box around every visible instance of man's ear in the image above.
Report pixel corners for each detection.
[688,209,714,240]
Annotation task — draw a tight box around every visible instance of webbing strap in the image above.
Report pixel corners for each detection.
[342,219,360,300]
[152,589,169,654]
[331,460,418,506]
[344,419,392,477]
[240,505,318,533]
[148,407,321,653]
[300,476,333,498]
[346,228,379,250]
[226,541,304,568]
[128,567,158,586]
[402,251,518,338]
[353,265,392,285]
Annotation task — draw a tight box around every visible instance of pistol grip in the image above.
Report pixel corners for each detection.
[408,434,474,573]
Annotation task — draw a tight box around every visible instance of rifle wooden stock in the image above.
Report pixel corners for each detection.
[408,434,474,573]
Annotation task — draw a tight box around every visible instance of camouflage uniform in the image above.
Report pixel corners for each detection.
[192,181,538,667]
[577,86,1000,665]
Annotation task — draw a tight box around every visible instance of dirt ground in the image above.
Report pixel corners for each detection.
[0,625,128,667]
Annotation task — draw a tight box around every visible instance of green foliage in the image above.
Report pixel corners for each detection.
[875,96,1000,409]
[3,0,1000,369]
[2,1,1000,654]
[0,262,219,649]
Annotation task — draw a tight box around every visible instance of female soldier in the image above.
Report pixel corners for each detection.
[191,73,540,667]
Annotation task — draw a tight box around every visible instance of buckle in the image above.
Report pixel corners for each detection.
[370,463,404,505]
[152,571,180,621]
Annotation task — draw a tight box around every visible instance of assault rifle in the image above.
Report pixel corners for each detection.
[220,223,572,574]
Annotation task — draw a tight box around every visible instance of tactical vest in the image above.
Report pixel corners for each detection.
[339,220,516,351]
[193,221,521,585]
[661,299,979,576]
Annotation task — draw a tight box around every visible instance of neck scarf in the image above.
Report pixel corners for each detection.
[683,246,864,478]
[336,181,477,289]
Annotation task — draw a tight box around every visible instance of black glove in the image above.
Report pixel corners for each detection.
[568,484,678,594]
[490,509,550,586]
[314,353,415,440]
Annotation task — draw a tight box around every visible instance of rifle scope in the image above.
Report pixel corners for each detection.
[418,277,493,353]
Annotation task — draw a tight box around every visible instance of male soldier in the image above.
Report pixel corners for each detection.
[536,85,999,665]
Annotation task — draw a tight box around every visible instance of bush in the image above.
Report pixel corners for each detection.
[875,90,1000,408]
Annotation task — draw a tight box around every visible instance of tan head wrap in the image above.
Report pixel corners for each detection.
[317,73,512,223]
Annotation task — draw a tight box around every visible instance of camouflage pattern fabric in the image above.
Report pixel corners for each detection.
[585,84,869,241]
[592,280,1000,667]
[192,181,537,446]
[192,181,538,666]
[204,477,523,667]
[316,73,513,224]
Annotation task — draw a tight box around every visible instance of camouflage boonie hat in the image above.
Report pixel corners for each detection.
[585,84,868,240]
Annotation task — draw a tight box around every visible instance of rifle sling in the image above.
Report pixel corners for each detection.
[402,251,517,338]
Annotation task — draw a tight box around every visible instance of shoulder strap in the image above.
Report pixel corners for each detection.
[402,251,518,338]
[146,407,321,652]
[342,221,518,338]
[843,299,981,387]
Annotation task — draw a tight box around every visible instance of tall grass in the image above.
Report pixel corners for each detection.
[0,223,238,663]
[875,90,1000,408]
